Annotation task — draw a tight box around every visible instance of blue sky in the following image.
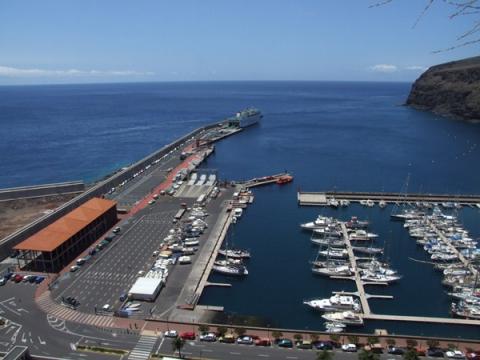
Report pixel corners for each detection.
[0,0,477,84]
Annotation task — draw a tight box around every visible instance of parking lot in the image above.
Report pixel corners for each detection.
[51,202,179,314]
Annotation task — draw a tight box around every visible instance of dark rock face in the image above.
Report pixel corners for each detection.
[406,56,480,121]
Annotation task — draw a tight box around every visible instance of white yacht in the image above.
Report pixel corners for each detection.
[311,265,353,277]
[303,295,361,312]
[322,311,364,326]
[348,230,378,241]
[212,264,248,276]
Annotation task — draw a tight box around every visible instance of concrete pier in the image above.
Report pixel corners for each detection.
[341,223,371,316]
[298,191,480,206]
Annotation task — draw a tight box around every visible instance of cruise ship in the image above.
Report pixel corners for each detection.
[229,108,262,128]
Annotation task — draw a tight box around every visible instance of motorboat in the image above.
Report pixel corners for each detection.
[318,249,348,259]
[300,216,336,230]
[345,216,369,229]
[311,265,353,277]
[378,200,387,208]
[322,311,364,326]
[212,264,248,276]
[351,246,383,255]
[311,237,345,247]
[218,249,251,259]
[348,230,378,241]
[361,271,402,283]
[303,295,361,312]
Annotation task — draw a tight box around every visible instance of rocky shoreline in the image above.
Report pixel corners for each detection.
[406,56,480,122]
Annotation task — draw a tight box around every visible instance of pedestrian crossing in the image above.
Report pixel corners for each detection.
[127,335,157,360]
[36,292,114,327]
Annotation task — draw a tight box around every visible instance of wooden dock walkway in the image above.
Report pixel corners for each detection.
[341,223,371,316]
[298,191,480,205]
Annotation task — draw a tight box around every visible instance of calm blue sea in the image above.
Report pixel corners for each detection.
[1,81,479,339]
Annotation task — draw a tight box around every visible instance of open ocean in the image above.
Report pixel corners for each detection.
[1,81,479,339]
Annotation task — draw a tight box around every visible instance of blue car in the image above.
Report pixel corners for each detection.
[34,276,45,284]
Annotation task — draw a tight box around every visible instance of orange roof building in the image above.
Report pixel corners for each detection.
[14,197,117,272]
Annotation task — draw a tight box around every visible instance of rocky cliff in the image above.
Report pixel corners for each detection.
[406,56,480,121]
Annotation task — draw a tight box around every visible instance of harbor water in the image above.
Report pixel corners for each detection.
[1,81,479,339]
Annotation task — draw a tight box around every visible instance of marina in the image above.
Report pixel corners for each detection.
[295,204,480,332]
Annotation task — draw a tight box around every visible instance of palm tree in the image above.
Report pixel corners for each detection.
[406,339,418,349]
[317,349,334,360]
[293,333,303,343]
[271,330,283,340]
[198,324,210,334]
[403,349,419,360]
[172,337,185,358]
[217,326,228,337]
[234,327,246,337]
[426,339,440,349]
[386,338,396,347]
[358,350,380,360]
[348,335,359,345]
[329,334,341,344]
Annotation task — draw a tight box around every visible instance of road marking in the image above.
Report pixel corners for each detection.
[21,332,27,343]
[258,355,270,358]
[38,336,46,345]
[230,352,241,355]
[286,357,298,359]
[70,343,77,350]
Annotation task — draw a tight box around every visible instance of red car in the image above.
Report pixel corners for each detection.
[13,274,23,283]
[180,332,195,340]
[255,338,271,346]
[467,352,480,360]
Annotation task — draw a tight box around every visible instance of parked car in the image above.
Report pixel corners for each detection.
[297,340,312,349]
[255,338,271,347]
[119,293,128,302]
[22,275,33,282]
[180,332,195,340]
[388,347,405,355]
[236,336,254,345]
[0,278,6,286]
[4,272,13,280]
[164,330,178,338]
[219,334,235,343]
[466,351,480,360]
[277,339,293,348]
[314,341,334,350]
[112,227,121,233]
[446,350,466,359]
[28,276,37,283]
[428,348,445,357]
[199,333,217,342]
[342,344,358,352]
[13,274,23,283]
[70,265,79,272]
[76,258,86,266]
[34,276,45,284]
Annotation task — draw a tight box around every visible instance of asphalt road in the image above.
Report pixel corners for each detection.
[0,280,140,359]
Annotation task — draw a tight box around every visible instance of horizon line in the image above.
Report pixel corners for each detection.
[0,79,414,87]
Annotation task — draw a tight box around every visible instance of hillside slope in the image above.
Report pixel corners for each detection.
[406,56,480,121]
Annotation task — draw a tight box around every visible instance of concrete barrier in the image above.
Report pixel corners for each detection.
[0,181,85,201]
[0,121,224,260]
